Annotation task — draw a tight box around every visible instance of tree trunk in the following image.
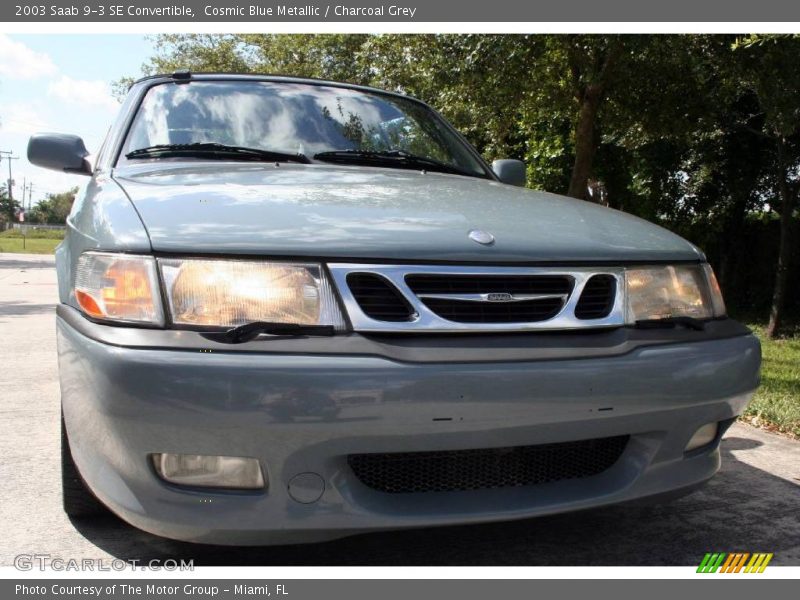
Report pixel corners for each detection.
[566,88,602,200]
[766,139,796,339]
[718,191,749,292]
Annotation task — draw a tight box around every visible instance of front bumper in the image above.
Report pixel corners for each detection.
[57,306,761,545]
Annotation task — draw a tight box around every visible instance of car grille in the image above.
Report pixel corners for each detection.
[406,274,572,323]
[346,273,415,321]
[347,435,629,494]
[575,274,617,319]
[329,264,624,332]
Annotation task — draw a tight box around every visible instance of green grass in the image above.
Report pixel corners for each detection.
[0,227,65,239]
[0,228,64,254]
[743,322,800,438]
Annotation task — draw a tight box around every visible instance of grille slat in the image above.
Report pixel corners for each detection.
[348,436,629,494]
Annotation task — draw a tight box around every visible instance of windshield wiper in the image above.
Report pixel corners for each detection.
[201,321,336,344]
[313,149,473,176]
[125,143,310,164]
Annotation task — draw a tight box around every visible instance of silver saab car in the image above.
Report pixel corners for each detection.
[29,72,760,546]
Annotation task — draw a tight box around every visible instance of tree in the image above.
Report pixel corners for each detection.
[559,36,624,199]
[0,184,21,224]
[677,89,771,295]
[29,188,77,225]
[731,35,800,337]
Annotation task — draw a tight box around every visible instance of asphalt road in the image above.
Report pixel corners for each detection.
[1,253,798,566]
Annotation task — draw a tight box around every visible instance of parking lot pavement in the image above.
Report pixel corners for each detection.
[1,252,798,567]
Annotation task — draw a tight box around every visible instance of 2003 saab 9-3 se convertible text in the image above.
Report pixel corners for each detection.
[28,72,761,545]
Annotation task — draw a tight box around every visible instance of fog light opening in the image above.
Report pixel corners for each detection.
[152,453,266,490]
[685,423,719,452]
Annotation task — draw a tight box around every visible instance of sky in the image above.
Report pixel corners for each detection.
[0,35,154,209]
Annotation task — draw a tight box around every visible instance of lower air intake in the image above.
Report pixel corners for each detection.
[348,435,629,494]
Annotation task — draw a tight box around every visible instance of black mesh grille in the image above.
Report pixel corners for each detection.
[406,274,573,324]
[347,273,414,322]
[575,275,617,319]
[348,435,629,494]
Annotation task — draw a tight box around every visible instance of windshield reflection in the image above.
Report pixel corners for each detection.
[121,81,488,177]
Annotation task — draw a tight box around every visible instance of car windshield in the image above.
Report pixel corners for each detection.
[119,80,490,177]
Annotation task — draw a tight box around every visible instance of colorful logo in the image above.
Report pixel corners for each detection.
[697,553,773,573]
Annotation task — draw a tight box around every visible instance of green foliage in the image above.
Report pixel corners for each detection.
[29,188,77,225]
[0,184,22,224]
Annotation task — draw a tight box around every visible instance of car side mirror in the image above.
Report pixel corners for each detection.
[28,133,92,175]
[492,159,526,187]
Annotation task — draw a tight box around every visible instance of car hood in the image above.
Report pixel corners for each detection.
[112,162,703,263]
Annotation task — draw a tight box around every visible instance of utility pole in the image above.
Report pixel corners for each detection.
[0,150,20,202]
[26,182,34,212]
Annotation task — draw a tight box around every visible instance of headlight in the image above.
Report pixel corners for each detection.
[159,258,346,329]
[624,263,726,323]
[74,252,163,325]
